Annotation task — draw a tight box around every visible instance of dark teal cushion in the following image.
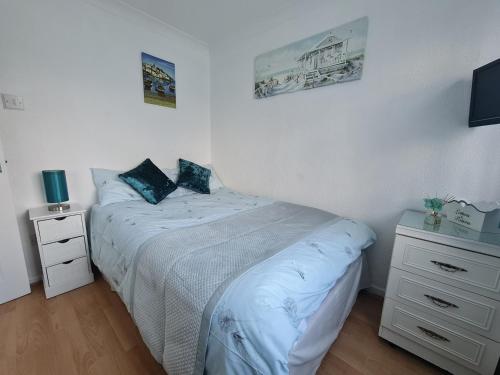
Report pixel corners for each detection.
[176,159,211,194]
[119,159,177,204]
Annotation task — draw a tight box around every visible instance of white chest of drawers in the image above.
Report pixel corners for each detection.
[29,204,94,298]
[379,210,500,375]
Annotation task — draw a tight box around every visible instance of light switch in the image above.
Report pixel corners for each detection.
[1,93,24,110]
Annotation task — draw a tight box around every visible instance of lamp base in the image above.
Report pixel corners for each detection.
[48,203,71,212]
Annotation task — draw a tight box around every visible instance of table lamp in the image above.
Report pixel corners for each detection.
[42,170,70,212]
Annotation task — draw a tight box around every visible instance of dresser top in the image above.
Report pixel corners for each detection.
[29,203,86,221]
[397,210,500,256]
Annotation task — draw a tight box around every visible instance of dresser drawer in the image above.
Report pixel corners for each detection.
[46,256,89,287]
[37,214,84,244]
[41,236,87,267]
[391,235,500,300]
[387,268,500,340]
[381,298,500,374]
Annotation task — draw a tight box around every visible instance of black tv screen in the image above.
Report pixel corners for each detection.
[469,58,500,127]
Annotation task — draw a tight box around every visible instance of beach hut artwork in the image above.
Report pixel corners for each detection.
[254,17,368,99]
[142,52,176,108]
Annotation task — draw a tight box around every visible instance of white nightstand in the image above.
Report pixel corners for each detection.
[379,210,500,375]
[29,204,94,298]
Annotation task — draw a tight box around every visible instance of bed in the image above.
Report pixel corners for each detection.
[90,186,375,375]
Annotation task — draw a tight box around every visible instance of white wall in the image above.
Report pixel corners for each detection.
[0,0,211,281]
[210,0,500,292]
[2,0,499,290]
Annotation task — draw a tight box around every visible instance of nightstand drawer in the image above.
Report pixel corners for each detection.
[46,257,89,287]
[381,299,500,375]
[41,236,86,267]
[38,214,84,244]
[387,268,500,339]
[392,235,500,300]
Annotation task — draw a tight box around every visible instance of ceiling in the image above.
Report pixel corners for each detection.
[120,0,301,44]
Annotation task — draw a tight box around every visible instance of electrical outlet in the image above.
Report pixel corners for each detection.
[1,93,24,110]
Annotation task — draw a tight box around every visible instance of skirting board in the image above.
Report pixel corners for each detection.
[29,274,42,284]
[28,268,389,295]
[29,260,387,297]
[30,269,386,298]
[366,284,385,297]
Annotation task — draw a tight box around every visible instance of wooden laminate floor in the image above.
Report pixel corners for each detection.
[0,274,445,375]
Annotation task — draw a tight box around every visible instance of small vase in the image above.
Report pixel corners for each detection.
[425,211,442,226]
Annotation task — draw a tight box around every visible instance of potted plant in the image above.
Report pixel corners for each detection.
[423,194,454,225]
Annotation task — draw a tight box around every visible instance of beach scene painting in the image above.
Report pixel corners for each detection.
[254,17,368,99]
[142,52,176,108]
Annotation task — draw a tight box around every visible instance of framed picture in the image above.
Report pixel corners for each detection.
[142,52,176,108]
[254,17,368,99]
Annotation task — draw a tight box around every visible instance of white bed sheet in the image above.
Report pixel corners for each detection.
[289,255,365,374]
[90,188,273,305]
[90,189,372,374]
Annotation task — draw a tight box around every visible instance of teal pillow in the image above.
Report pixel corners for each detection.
[119,159,177,204]
[176,159,211,194]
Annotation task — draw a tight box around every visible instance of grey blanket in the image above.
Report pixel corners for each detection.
[130,201,337,375]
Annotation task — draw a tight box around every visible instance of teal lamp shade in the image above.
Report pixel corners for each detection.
[42,170,69,204]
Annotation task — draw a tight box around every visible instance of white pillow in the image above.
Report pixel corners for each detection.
[91,168,142,206]
[207,165,224,191]
[161,168,195,199]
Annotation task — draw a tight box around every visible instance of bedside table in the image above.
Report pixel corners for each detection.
[29,204,94,298]
[379,210,500,375]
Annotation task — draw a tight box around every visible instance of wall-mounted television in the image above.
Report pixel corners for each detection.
[469,58,500,127]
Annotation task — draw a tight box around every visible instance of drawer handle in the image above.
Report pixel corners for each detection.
[57,239,70,244]
[424,294,459,309]
[54,216,67,221]
[430,260,467,273]
[62,260,74,265]
[417,326,450,342]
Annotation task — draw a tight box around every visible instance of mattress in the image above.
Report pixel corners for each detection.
[90,188,374,374]
[289,255,365,374]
